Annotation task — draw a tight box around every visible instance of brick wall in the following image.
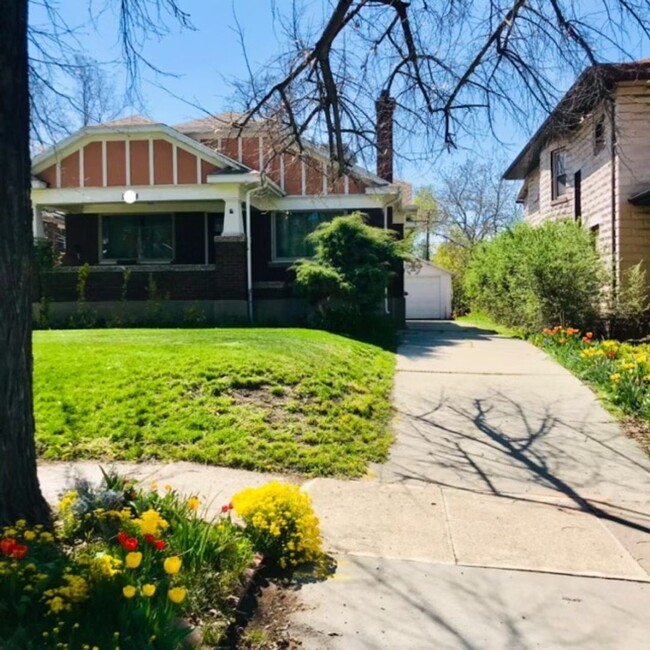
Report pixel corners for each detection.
[213,235,247,299]
[39,267,224,302]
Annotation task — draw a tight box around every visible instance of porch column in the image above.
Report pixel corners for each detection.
[32,204,45,240]
[222,199,244,235]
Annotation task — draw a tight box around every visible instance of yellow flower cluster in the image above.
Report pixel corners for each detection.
[87,553,122,580]
[59,491,77,515]
[132,509,169,537]
[232,482,322,568]
[43,573,90,614]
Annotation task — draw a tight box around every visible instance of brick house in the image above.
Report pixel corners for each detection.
[31,101,409,324]
[503,60,650,288]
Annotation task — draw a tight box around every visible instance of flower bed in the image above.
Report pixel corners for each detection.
[534,326,650,419]
[0,472,323,649]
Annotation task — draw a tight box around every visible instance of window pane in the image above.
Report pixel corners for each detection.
[140,215,173,261]
[102,214,173,262]
[275,212,331,259]
[552,151,567,198]
[103,215,138,260]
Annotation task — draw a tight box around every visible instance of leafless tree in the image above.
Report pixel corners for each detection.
[1,0,191,526]
[233,1,650,173]
[73,55,123,128]
[435,158,520,249]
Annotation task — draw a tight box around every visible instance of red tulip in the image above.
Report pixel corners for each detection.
[0,538,16,556]
[11,544,28,560]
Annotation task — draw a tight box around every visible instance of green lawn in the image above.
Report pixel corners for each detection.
[33,328,395,477]
[456,312,525,338]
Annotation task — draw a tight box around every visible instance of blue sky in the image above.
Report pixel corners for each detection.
[29,1,650,187]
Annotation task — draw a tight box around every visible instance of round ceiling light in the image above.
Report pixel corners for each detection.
[123,190,138,204]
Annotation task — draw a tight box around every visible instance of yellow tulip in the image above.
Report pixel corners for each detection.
[125,552,142,569]
[187,497,200,511]
[122,585,136,599]
[163,556,182,575]
[142,583,156,597]
[167,587,186,604]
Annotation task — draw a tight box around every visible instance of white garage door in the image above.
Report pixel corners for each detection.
[405,276,443,319]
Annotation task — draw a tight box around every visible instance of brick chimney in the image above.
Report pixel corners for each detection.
[376,90,396,182]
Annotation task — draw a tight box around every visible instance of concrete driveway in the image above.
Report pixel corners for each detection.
[290,321,650,649]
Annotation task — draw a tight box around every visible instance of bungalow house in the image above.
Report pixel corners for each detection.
[503,60,650,289]
[31,100,410,324]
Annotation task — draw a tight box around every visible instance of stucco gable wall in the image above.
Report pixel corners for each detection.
[615,83,650,278]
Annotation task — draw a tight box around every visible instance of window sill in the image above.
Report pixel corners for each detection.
[550,196,569,207]
[269,260,296,267]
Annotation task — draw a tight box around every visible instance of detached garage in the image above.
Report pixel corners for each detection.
[404,260,453,320]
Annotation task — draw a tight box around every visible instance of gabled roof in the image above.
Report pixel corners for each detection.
[101,115,157,127]
[31,121,251,175]
[176,112,390,188]
[174,112,249,133]
[503,60,650,180]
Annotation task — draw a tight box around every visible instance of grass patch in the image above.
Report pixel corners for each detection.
[34,328,395,477]
[456,312,525,338]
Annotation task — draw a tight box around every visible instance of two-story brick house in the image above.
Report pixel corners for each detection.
[31,99,409,324]
[503,60,650,288]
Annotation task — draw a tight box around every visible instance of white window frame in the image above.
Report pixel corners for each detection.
[99,213,176,264]
[551,149,567,201]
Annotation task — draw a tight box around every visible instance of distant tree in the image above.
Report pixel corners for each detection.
[73,55,122,129]
[410,187,438,260]
[416,159,519,314]
[433,240,472,315]
[435,159,520,250]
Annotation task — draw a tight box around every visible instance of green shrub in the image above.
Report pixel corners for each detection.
[293,213,408,344]
[433,242,471,315]
[232,481,323,570]
[465,220,605,332]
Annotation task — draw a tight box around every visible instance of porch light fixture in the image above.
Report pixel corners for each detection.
[122,190,138,204]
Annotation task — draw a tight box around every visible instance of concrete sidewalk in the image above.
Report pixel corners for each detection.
[37,322,650,649]
[289,321,650,649]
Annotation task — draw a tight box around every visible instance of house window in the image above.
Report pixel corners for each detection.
[594,118,605,154]
[590,224,600,243]
[272,211,338,260]
[551,149,567,200]
[101,214,174,263]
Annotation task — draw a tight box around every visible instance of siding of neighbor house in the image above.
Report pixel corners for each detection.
[523,109,614,268]
[521,82,650,283]
[616,82,650,277]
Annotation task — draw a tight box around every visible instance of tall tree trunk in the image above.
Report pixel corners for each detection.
[0,0,51,526]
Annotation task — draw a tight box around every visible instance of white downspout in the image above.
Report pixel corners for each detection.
[245,183,265,324]
[383,195,400,314]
